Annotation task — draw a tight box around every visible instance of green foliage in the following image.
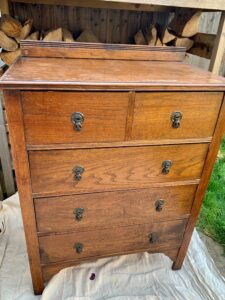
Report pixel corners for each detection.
[197,137,225,252]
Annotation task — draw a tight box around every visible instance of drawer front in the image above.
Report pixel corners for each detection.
[22,92,129,144]
[132,92,223,140]
[41,247,179,282]
[30,144,208,196]
[35,185,196,234]
[39,219,187,264]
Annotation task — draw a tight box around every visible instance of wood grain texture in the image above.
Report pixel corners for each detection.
[3,91,44,294]
[1,56,225,91]
[132,92,223,140]
[173,95,225,270]
[39,219,187,264]
[20,41,185,61]
[29,144,208,196]
[35,185,197,234]
[41,247,179,282]
[22,91,129,144]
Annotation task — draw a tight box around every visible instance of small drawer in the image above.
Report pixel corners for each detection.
[35,185,196,234]
[29,144,208,196]
[131,92,223,140]
[39,219,187,264]
[22,91,129,144]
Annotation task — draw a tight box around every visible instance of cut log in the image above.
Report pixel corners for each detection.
[26,31,39,40]
[62,28,75,42]
[189,33,215,59]
[43,28,63,42]
[76,29,99,43]
[174,37,194,51]
[160,27,176,44]
[134,30,146,45]
[169,9,201,38]
[0,49,21,65]
[15,19,33,42]
[145,25,157,46]
[0,14,22,38]
[0,30,18,51]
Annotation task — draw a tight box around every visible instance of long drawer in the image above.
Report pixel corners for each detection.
[29,144,208,196]
[35,185,197,234]
[39,219,187,264]
[41,247,180,282]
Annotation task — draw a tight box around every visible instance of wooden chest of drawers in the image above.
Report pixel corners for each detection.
[1,41,225,295]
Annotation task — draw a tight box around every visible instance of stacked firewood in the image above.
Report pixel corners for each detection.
[0,15,33,66]
[0,13,100,67]
[0,10,212,70]
[134,9,201,50]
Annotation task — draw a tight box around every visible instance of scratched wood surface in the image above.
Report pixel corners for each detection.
[29,144,208,196]
[35,185,197,234]
[39,219,188,264]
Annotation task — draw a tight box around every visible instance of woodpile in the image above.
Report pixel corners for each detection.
[134,9,202,51]
[0,10,213,68]
[0,13,101,66]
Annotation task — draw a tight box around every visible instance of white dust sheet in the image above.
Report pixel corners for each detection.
[0,193,225,300]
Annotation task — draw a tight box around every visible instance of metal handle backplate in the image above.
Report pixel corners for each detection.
[149,232,159,244]
[74,242,83,253]
[73,166,85,181]
[155,199,165,212]
[171,112,182,128]
[162,160,172,175]
[74,208,85,221]
[71,112,84,131]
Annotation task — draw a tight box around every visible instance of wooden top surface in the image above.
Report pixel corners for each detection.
[1,56,225,91]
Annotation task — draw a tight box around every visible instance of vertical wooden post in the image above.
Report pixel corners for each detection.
[209,11,225,75]
[0,94,16,197]
[0,0,9,14]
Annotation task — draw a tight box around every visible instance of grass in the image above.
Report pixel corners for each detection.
[197,136,225,252]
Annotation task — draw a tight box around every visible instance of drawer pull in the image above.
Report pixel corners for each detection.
[171,111,182,128]
[71,112,84,131]
[73,166,85,181]
[162,160,172,175]
[75,242,83,253]
[74,207,84,221]
[149,232,158,244]
[155,199,165,212]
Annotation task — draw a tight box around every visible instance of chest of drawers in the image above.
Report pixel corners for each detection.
[1,41,225,295]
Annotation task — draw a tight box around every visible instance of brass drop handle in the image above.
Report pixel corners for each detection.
[74,242,83,253]
[162,160,172,175]
[74,208,84,221]
[149,232,158,244]
[155,199,165,212]
[73,166,85,181]
[171,112,182,128]
[71,112,84,131]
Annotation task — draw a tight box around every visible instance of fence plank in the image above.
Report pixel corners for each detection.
[0,94,16,197]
